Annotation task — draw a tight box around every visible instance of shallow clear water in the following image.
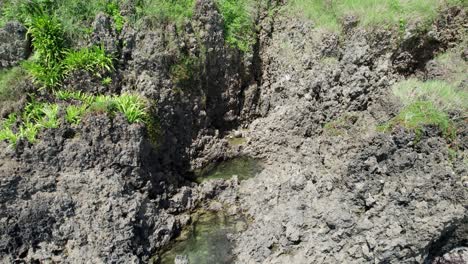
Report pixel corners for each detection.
[195,157,263,183]
[158,211,247,264]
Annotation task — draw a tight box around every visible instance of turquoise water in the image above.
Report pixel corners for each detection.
[158,211,247,264]
[195,157,263,183]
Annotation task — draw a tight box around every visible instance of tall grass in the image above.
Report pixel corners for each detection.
[380,78,466,141]
[393,79,468,113]
[287,0,466,32]
[0,0,124,40]
[133,0,195,27]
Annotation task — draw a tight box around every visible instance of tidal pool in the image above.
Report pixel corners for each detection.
[195,157,263,183]
[158,211,247,264]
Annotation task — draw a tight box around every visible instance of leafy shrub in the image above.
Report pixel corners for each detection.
[62,46,114,76]
[1,0,124,40]
[38,103,60,128]
[27,14,66,66]
[216,0,256,52]
[105,1,126,32]
[101,77,112,86]
[379,101,455,140]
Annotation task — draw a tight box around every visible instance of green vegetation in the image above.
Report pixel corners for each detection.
[0,67,28,103]
[287,0,466,32]
[65,104,87,124]
[170,56,199,86]
[0,0,126,39]
[0,91,151,146]
[114,94,148,123]
[379,101,455,140]
[216,0,256,52]
[55,90,148,123]
[6,0,115,90]
[134,0,195,27]
[62,46,114,76]
[432,39,468,88]
[379,78,466,141]
[0,99,61,146]
[392,79,467,112]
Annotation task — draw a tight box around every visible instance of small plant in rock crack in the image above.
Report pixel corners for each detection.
[105,1,126,32]
[55,90,94,104]
[65,104,88,125]
[0,114,19,146]
[101,77,112,86]
[37,103,60,129]
[114,94,148,123]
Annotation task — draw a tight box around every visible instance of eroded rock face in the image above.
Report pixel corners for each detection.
[229,6,467,264]
[0,21,29,69]
[0,1,466,264]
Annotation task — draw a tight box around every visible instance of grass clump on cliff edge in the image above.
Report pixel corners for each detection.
[216,0,256,52]
[379,101,455,140]
[11,0,114,90]
[55,90,149,124]
[379,79,466,141]
[0,0,125,40]
[0,91,152,146]
[134,0,195,27]
[392,79,467,113]
[0,99,61,146]
[287,0,466,32]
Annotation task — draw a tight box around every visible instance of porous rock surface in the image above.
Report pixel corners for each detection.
[0,21,28,69]
[0,1,467,263]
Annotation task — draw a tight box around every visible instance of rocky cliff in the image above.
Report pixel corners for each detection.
[0,0,466,263]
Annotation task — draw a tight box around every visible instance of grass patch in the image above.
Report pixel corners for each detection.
[62,46,114,76]
[380,79,465,141]
[0,99,60,146]
[11,0,115,90]
[0,91,152,146]
[0,0,126,40]
[55,90,149,124]
[392,79,468,113]
[134,0,195,27]
[287,0,466,32]
[379,101,455,140]
[216,0,256,52]
[432,39,468,88]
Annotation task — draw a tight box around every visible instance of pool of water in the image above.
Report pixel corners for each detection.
[195,157,263,183]
[158,211,247,264]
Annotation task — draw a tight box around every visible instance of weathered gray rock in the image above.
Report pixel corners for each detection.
[0,2,466,264]
[0,21,28,68]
